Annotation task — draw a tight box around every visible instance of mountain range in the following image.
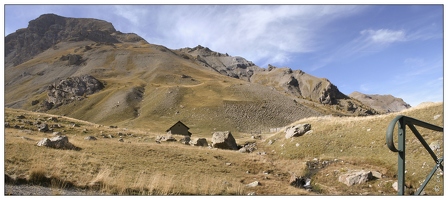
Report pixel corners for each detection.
[4,13,410,135]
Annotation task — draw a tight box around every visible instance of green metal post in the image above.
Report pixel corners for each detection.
[397,117,405,195]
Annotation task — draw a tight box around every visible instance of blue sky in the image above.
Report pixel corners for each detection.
[2,3,444,106]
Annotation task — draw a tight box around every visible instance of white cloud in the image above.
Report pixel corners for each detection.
[361,29,406,44]
[113,5,364,67]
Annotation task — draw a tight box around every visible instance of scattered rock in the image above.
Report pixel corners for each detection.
[31,100,40,106]
[246,181,260,187]
[190,138,208,147]
[372,171,383,179]
[118,138,124,142]
[155,135,177,142]
[20,136,33,141]
[392,182,398,191]
[36,135,79,150]
[52,132,62,136]
[268,139,275,145]
[16,115,26,119]
[36,123,50,132]
[47,117,58,122]
[238,142,257,153]
[84,136,97,140]
[289,174,311,189]
[179,136,191,145]
[338,170,372,186]
[433,114,441,120]
[211,131,238,150]
[429,141,441,152]
[285,124,311,139]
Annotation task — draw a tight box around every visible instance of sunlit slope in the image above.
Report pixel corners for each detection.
[5,41,327,135]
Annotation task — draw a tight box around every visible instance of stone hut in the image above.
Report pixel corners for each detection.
[166,121,192,137]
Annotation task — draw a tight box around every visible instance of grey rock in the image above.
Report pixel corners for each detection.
[246,181,260,187]
[52,132,62,136]
[285,124,311,139]
[289,174,311,189]
[211,131,238,150]
[429,141,441,151]
[84,136,97,140]
[37,123,49,132]
[179,136,191,145]
[190,138,208,147]
[338,170,372,186]
[239,142,257,153]
[36,135,78,150]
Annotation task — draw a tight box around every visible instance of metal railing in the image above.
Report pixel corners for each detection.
[386,115,443,195]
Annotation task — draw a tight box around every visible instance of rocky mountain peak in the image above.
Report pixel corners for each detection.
[5,13,147,67]
[176,45,260,81]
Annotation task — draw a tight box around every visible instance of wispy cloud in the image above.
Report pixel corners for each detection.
[361,29,406,44]
[108,5,365,68]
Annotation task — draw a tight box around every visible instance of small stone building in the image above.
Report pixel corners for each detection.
[166,121,192,137]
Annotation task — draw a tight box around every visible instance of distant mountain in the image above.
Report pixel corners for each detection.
[176,46,376,115]
[5,13,147,67]
[349,91,411,113]
[4,13,378,134]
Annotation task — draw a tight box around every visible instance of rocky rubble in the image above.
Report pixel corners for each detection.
[42,75,104,110]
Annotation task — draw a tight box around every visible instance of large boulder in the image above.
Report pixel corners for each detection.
[338,170,373,186]
[36,135,78,150]
[190,138,208,147]
[285,124,311,139]
[179,136,191,145]
[211,131,238,150]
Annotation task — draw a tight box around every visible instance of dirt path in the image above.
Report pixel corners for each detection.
[4,184,108,196]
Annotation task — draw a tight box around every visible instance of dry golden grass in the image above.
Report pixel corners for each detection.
[263,102,443,195]
[4,102,443,195]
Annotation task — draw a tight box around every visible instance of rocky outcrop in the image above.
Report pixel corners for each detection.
[250,66,348,105]
[176,45,263,81]
[42,75,104,110]
[211,131,238,150]
[5,13,147,67]
[285,124,311,139]
[349,91,411,113]
[37,135,79,150]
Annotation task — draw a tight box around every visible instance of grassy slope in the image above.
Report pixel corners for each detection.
[5,41,330,136]
[4,102,443,195]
